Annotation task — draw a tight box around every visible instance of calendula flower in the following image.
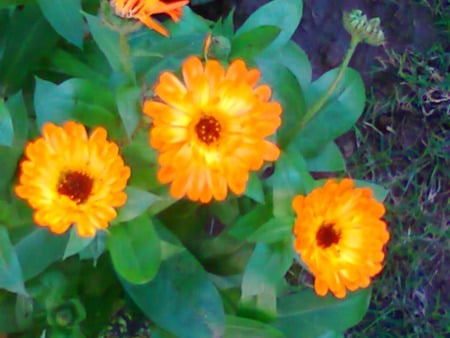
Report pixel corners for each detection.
[292,179,389,299]
[110,0,189,37]
[143,56,282,203]
[15,121,130,237]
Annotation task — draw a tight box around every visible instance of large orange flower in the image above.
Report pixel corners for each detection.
[143,56,282,203]
[110,0,189,36]
[15,121,130,237]
[292,179,389,298]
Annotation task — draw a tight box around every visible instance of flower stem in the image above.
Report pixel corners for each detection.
[303,36,359,126]
[119,31,135,84]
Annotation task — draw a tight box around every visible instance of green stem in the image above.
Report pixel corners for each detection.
[119,31,135,84]
[283,36,360,148]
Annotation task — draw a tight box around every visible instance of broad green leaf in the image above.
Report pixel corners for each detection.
[108,215,161,284]
[0,4,59,96]
[271,147,314,218]
[115,86,141,141]
[259,40,312,92]
[256,61,306,149]
[296,68,365,157]
[34,77,118,132]
[224,315,284,338]
[0,226,27,295]
[5,92,29,146]
[227,204,272,240]
[275,288,372,338]
[115,186,162,223]
[241,242,292,316]
[37,0,84,47]
[165,7,210,36]
[247,217,295,244]
[0,0,34,9]
[83,12,122,72]
[236,0,303,51]
[353,180,389,202]
[78,231,107,263]
[305,141,346,172]
[230,26,281,60]
[15,228,70,281]
[48,48,107,83]
[244,172,265,204]
[0,99,14,146]
[63,227,94,260]
[0,146,22,198]
[121,223,225,338]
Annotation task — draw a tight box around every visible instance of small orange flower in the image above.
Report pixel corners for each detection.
[15,121,131,237]
[110,0,189,37]
[292,179,389,298]
[143,56,282,203]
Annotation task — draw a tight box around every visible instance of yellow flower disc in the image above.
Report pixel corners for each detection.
[15,121,131,237]
[143,56,282,203]
[110,0,189,36]
[292,179,390,298]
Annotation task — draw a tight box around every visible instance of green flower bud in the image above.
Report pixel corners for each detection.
[47,299,86,329]
[203,34,231,60]
[343,9,385,46]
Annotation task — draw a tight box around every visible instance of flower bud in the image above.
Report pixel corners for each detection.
[203,33,231,60]
[343,9,385,46]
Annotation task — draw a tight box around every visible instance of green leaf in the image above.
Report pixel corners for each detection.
[34,77,118,132]
[274,288,372,338]
[230,26,281,60]
[48,48,107,83]
[247,217,295,244]
[165,7,210,36]
[78,231,106,263]
[244,172,265,204]
[83,12,122,72]
[241,242,292,316]
[108,215,161,284]
[227,204,273,241]
[63,227,94,260]
[353,180,389,202]
[6,92,29,146]
[37,0,84,47]
[114,186,174,223]
[15,228,70,281]
[115,86,141,141]
[0,146,22,197]
[224,315,284,338]
[0,294,32,333]
[212,8,235,38]
[256,61,306,149]
[0,4,59,96]
[305,141,346,172]
[259,40,312,92]
[296,68,365,157]
[0,99,14,146]
[120,223,225,338]
[271,147,314,218]
[236,0,303,51]
[0,226,27,295]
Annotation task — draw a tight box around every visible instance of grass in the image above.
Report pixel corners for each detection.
[345,40,449,337]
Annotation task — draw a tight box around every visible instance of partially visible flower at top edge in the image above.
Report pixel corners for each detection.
[292,179,390,299]
[15,121,131,237]
[343,9,385,46]
[143,56,282,203]
[110,0,190,37]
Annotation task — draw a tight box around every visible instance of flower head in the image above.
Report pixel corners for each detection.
[143,56,282,203]
[110,0,189,37]
[292,179,389,298]
[15,121,130,237]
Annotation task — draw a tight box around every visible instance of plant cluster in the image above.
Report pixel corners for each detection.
[0,1,391,337]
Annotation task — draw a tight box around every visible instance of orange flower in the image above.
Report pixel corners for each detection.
[143,56,282,203]
[292,179,389,298]
[110,0,189,37]
[15,122,130,237]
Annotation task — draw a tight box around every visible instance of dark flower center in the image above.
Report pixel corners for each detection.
[316,223,341,248]
[195,116,221,145]
[57,171,94,204]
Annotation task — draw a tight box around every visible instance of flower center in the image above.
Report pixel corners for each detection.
[57,171,94,204]
[316,223,341,248]
[195,116,221,145]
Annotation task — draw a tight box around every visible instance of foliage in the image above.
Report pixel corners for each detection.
[0,1,389,337]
